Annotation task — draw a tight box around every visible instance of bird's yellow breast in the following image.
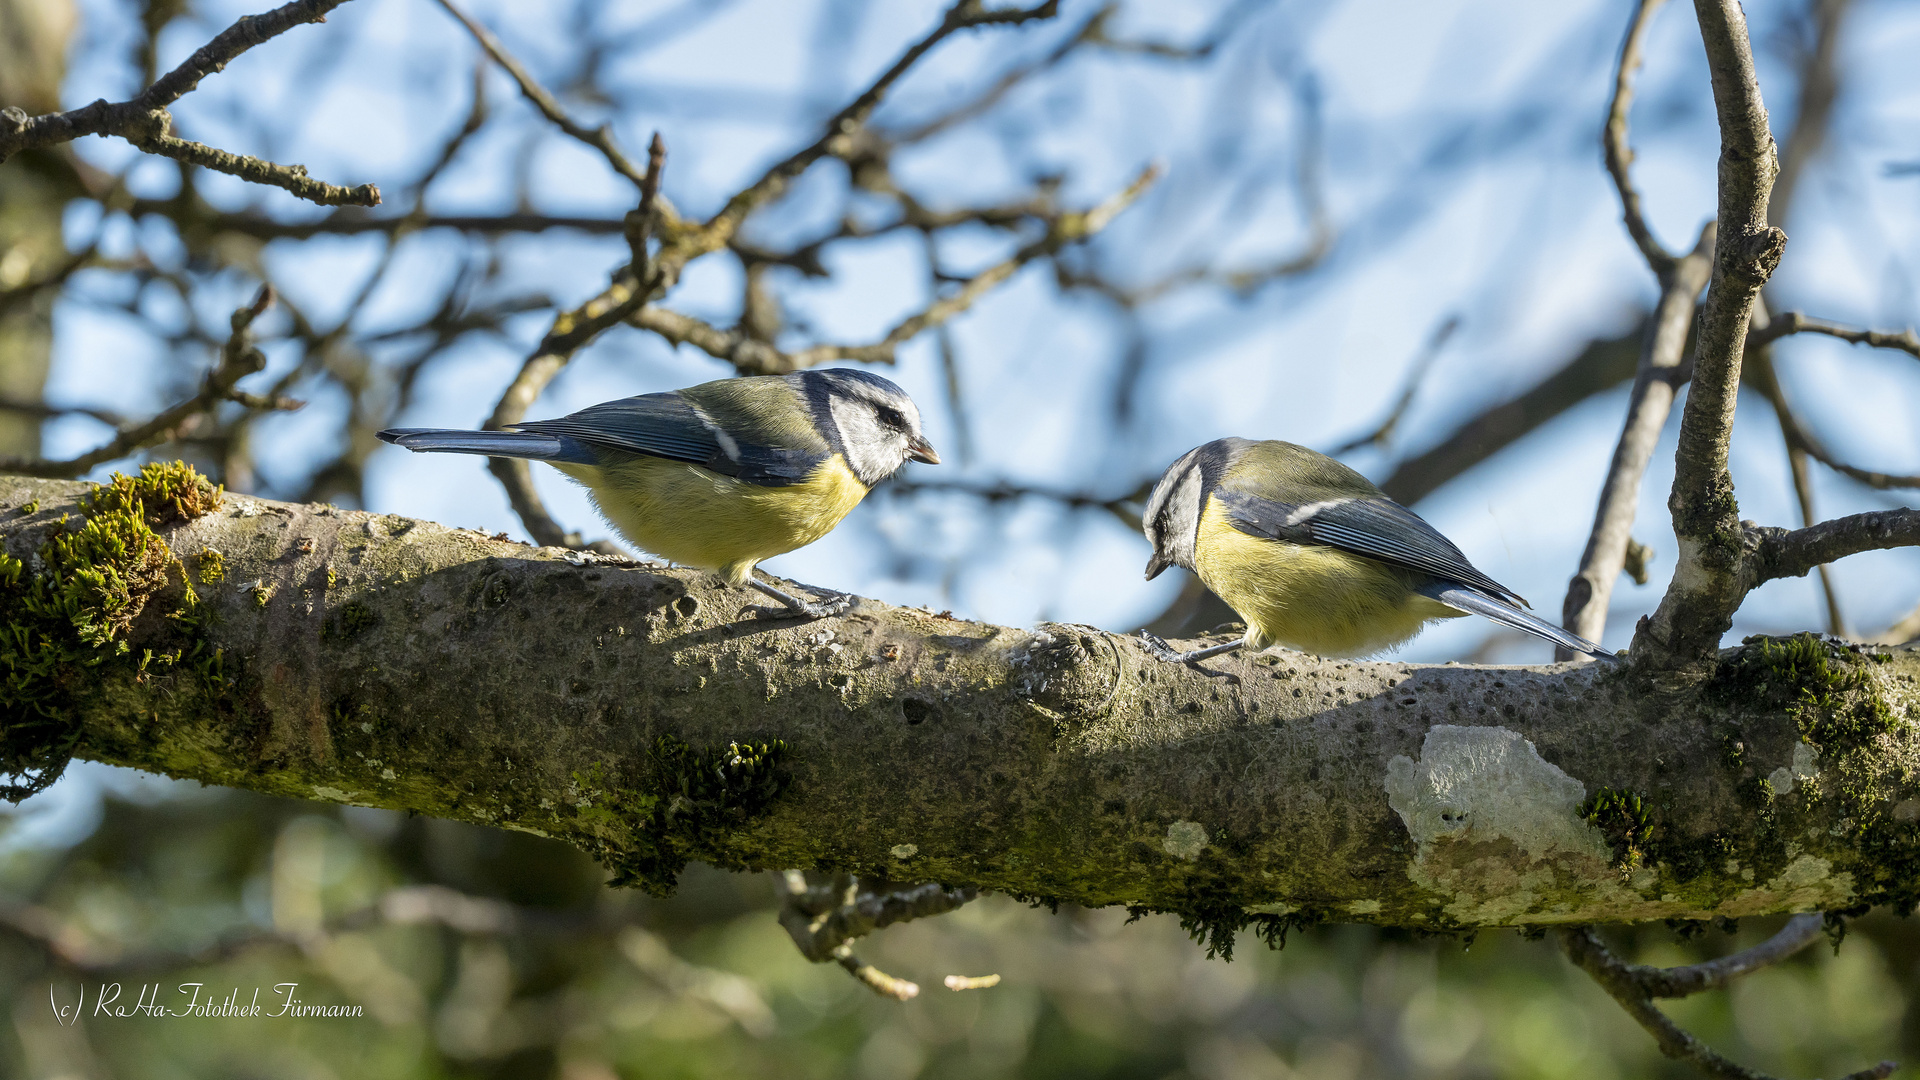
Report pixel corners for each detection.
[1192,498,1460,657]
[551,454,869,584]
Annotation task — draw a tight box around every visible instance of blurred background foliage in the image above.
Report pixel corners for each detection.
[5,786,1917,1079]
[4,0,1920,1075]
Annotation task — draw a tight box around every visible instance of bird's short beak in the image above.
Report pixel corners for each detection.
[1145,552,1171,581]
[907,437,941,465]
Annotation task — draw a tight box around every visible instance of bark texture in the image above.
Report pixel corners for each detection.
[6,471,1920,940]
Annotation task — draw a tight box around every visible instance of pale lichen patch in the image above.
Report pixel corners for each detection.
[890,843,918,859]
[1163,820,1208,861]
[1770,742,1821,796]
[1385,725,1609,862]
[1386,726,1634,924]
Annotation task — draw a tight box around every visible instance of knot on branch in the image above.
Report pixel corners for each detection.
[0,107,27,135]
[1011,624,1122,724]
[1724,224,1787,285]
[125,108,172,149]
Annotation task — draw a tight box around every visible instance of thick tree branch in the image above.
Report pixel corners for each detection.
[0,0,379,207]
[7,474,1920,935]
[1636,0,1787,669]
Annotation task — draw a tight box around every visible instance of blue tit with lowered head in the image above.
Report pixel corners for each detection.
[1138,438,1615,664]
[378,368,938,616]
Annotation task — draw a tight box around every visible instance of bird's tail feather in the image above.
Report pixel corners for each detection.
[1421,583,1618,662]
[377,428,588,462]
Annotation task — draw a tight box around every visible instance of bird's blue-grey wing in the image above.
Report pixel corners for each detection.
[514,389,825,485]
[1212,486,1524,606]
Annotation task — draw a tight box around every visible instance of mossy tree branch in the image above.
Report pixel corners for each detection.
[7,472,1920,945]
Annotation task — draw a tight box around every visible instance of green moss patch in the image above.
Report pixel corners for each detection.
[0,463,224,799]
[577,736,790,896]
[1709,633,1895,754]
[1580,787,1654,872]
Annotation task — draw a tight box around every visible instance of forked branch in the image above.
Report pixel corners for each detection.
[1560,919,1896,1080]
[0,0,379,206]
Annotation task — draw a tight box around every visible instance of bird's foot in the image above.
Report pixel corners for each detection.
[747,578,852,620]
[1137,631,1246,673]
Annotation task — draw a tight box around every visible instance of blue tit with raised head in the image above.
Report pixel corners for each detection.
[378,368,938,616]
[1138,438,1615,664]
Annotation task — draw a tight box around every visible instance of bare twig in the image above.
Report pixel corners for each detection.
[1750,509,1920,588]
[1745,305,1847,636]
[0,285,287,477]
[0,398,129,428]
[1378,317,1648,505]
[479,2,1060,546]
[1746,319,1920,493]
[890,4,1113,145]
[1560,921,1896,1080]
[0,0,379,207]
[1331,315,1460,454]
[888,475,1151,532]
[1636,0,1789,668]
[1560,223,1715,659]
[1748,311,1920,360]
[778,871,975,1000]
[1606,0,1677,272]
[431,0,650,190]
[1768,0,1852,230]
[630,164,1155,376]
[675,0,1062,281]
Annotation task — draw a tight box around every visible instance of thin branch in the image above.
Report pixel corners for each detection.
[663,0,1062,282]
[0,398,129,428]
[632,164,1159,375]
[478,2,1060,546]
[1751,509,1920,588]
[1634,913,1823,998]
[778,871,975,1001]
[1083,0,1266,61]
[1606,0,1677,272]
[1746,325,1920,493]
[1330,315,1460,454]
[128,204,629,240]
[1748,311,1920,360]
[1637,0,1788,667]
[431,0,649,189]
[1745,303,1847,636]
[0,0,379,207]
[887,475,1151,532]
[1768,0,1851,230]
[1378,317,1648,505]
[1560,223,1715,658]
[0,285,286,478]
[1560,923,1895,1080]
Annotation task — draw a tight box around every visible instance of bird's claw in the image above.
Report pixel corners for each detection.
[746,579,852,620]
[1136,630,1245,680]
[1138,630,1188,664]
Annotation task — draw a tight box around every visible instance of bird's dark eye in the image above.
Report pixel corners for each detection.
[877,406,904,429]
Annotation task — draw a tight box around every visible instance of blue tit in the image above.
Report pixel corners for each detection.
[378,368,938,617]
[1138,438,1615,664]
